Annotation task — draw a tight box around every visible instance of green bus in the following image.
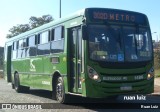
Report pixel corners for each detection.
[4,8,154,103]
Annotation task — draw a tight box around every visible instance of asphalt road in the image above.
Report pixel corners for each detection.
[0,78,160,112]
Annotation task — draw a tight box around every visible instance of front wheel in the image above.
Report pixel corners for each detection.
[55,76,70,103]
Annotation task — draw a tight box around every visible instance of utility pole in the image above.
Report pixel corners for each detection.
[60,0,61,18]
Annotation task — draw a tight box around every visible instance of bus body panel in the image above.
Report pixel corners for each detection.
[4,8,154,100]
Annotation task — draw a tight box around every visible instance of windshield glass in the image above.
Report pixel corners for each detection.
[88,25,152,62]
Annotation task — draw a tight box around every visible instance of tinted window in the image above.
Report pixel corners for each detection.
[13,41,17,50]
[28,35,36,46]
[54,26,63,40]
[51,39,64,53]
[23,39,27,48]
[38,31,49,44]
[12,41,17,59]
[26,47,37,57]
[18,39,23,49]
[51,26,64,53]
[51,29,54,41]
[37,31,50,55]
[37,43,50,55]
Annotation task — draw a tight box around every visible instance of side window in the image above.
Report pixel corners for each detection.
[13,41,17,50]
[29,35,36,47]
[26,35,37,57]
[38,31,49,44]
[12,41,17,59]
[51,26,64,53]
[18,39,23,49]
[21,39,27,58]
[37,31,50,55]
[17,39,24,59]
[54,26,64,40]
[51,29,54,41]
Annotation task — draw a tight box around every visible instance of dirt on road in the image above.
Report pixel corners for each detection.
[154,78,160,94]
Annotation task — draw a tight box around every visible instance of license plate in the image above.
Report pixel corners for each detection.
[120,86,132,91]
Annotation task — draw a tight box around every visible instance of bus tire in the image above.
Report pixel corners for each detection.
[14,73,22,93]
[55,76,70,103]
[12,83,15,89]
[11,76,15,89]
[14,73,29,93]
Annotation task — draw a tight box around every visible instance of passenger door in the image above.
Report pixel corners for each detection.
[68,27,83,93]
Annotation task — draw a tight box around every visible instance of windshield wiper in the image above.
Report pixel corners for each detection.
[134,34,138,55]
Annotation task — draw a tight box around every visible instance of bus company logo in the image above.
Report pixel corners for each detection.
[30,59,36,72]
[2,104,12,109]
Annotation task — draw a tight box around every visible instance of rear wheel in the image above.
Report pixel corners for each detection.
[14,73,22,92]
[11,77,15,89]
[55,76,70,103]
[14,73,29,93]
[12,83,15,89]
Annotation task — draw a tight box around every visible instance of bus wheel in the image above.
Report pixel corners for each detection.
[11,76,15,89]
[56,76,69,103]
[14,73,30,93]
[14,73,22,93]
[12,83,15,89]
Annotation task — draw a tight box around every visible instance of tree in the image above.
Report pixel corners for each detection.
[6,24,30,38]
[29,14,53,29]
[6,14,53,38]
[0,47,4,69]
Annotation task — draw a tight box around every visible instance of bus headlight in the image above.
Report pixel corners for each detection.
[147,67,154,80]
[87,66,101,82]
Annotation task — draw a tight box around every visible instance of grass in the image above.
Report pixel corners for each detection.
[155,69,160,78]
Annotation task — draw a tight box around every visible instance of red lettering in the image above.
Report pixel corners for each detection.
[126,15,130,21]
[116,14,119,20]
[121,15,124,21]
[110,14,114,20]
[93,12,136,23]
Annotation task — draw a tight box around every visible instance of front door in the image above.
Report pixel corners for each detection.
[69,27,83,93]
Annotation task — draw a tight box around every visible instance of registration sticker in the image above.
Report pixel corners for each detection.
[118,54,124,62]
[120,86,132,91]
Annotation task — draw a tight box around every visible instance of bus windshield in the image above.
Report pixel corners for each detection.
[88,25,152,62]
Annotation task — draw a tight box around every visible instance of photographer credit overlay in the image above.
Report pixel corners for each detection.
[0,103,160,109]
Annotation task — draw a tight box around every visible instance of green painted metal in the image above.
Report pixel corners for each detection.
[4,8,154,99]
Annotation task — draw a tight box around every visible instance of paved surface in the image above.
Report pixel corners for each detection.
[155,78,160,86]
[0,78,160,112]
[153,78,160,94]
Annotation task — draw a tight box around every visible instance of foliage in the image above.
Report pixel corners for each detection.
[6,15,53,38]
[154,41,160,69]
[6,24,30,38]
[30,15,53,29]
[0,47,4,70]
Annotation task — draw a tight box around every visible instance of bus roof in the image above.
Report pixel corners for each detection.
[5,8,85,43]
[5,8,147,43]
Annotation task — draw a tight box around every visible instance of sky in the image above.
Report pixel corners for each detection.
[0,0,160,47]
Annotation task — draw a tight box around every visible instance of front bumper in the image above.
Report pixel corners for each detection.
[85,78,154,98]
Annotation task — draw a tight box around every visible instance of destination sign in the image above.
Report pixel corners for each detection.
[86,8,148,25]
[93,12,135,22]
